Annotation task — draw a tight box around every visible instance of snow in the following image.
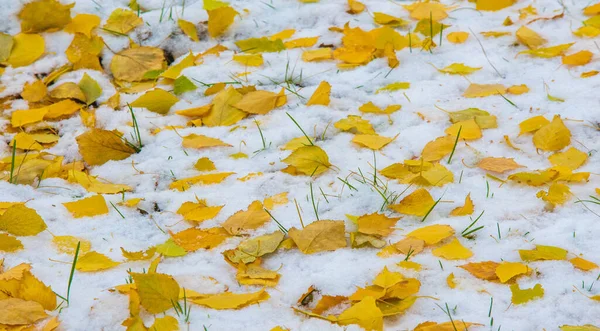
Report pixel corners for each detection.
[1,0,600,330]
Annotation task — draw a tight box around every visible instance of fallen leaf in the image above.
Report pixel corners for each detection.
[65,13,101,37]
[570,257,598,271]
[52,235,91,255]
[334,115,375,134]
[0,233,23,252]
[337,296,383,331]
[516,26,546,49]
[495,262,529,283]
[63,195,109,218]
[170,172,235,191]
[352,134,395,150]
[447,31,468,43]
[0,204,47,236]
[437,63,481,75]
[307,81,331,106]
[132,272,180,314]
[463,83,506,98]
[222,201,270,235]
[432,238,473,260]
[202,87,247,126]
[478,157,523,173]
[191,289,269,309]
[389,188,435,216]
[562,50,593,66]
[170,227,229,251]
[76,251,120,272]
[0,298,48,325]
[282,145,331,176]
[18,0,73,33]
[177,200,223,224]
[519,245,567,261]
[6,33,45,68]
[357,213,400,237]
[518,43,574,58]
[450,194,474,216]
[225,231,285,264]
[131,88,179,115]
[460,261,500,281]
[110,46,166,82]
[407,224,454,245]
[76,129,137,166]
[510,283,544,304]
[288,220,347,254]
[421,136,455,162]
[476,0,515,11]
[532,115,571,151]
[104,8,143,34]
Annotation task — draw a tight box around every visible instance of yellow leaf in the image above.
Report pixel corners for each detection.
[21,80,47,103]
[480,31,511,38]
[181,134,231,149]
[0,233,23,252]
[347,0,365,14]
[518,43,574,58]
[495,262,529,283]
[155,239,187,257]
[421,136,455,162]
[585,3,600,15]
[65,14,101,37]
[508,169,559,186]
[510,283,544,304]
[450,194,474,216]
[560,325,600,331]
[476,0,515,11]
[270,29,295,40]
[507,84,529,94]
[76,251,120,272]
[574,26,600,38]
[170,227,229,251]
[373,12,407,26]
[516,26,546,49]
[445,119,482,140]
[357,213,400,237]
[11,132,43,151]
[432,238,473,260]
[359,102,401,115]
[130,88,179,115]
[562,50,593,66]
[150,316,179,331]
[532,115,571,151]
[233,54,264,66]
[63,195,109,218]
[333,46,375,65]
[284,37,319,48]
[398,261,421,271]
[169,172,235,191]
[372,267,403,289]
[121,247,156,260]
[110,46,166,82]
[536,183,571,206]
[224,231,285,264]
[403,1,450,21]
[161,52,196,80]
[375,82,410,93]
[177,199,223,224]
[581,70,599,78]
[288,220,346,254]
[42,99,82,120]
[104,8,143,34]
[76,129,137,166]
[207,6,238,38]
[178,19,199,41]
[446,273,456,288]
[519,115,549,135]
[352,134,395,150]
[416,322,482,331]
[234,90,285,114]
[447,31,469,43]
[389,188,435,217]
[407,224,455,245]
[176,104,212,117]
[194,157,216,171]
[570,257,598,271]
[6,33,45,68]
[52,235,91,254]
[0,298,48,325]
[460,261,500,281]
[132,272,180,314]
[519,245,568,261]
[337,296,383,331]
[334,115,375,135]
[282,145,331,176]
[18,0,73,33]
[68,170,132,194]
[191,289,269,309]
[203,87,247,126]
[79,73,102,105]
[302,48,333,61]
[437,63,481,75]
[307,81,331,106]
[0,204,47,236]
[478,157,523,173]
[463,83,506,98]
[42,316,60,331]
[222,201,270,235]
[17,270,56,310]
[65,33,103,65]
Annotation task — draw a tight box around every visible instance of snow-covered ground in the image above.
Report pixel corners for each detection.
[1,0,600,330]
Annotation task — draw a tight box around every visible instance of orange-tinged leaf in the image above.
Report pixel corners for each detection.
[76,129,137,166]
[0,298,48,325]
[131,272,180,314]
[463,83,506,98]
[570,257,598,271]
[389,188,435,217]
[421,136,455,162]
[495,262,529,283]
[510,283,544,304]
[432,238,472,260]
[357,213,400,237]
[460,261,500,281]
[307,81,331,106]
[532,115,571,151]
[476,0,515,11]
[0,204,47,236]
[170,227,229,251]
[562,50,593,66]
[222,201,270,235]
[63,195,109,218]
[478,157,523,173]
[516,26,546,49]
[76,251,120,272]
[288,220,347,254]
[450,194,474,216]
[447,31,468,43]
[507,84,529,95]
[407,224,455,245]
[446,273,456,288]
